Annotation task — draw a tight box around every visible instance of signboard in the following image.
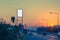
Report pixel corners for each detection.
[17,9,23,17]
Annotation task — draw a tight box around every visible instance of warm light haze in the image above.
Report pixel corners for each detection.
[0,0,60,26]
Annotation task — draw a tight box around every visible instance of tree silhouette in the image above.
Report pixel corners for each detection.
[11,16,15,23]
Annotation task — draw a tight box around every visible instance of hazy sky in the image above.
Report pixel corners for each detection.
[0,0,60,26]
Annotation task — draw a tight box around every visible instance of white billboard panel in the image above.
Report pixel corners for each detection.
[17,9,22,17]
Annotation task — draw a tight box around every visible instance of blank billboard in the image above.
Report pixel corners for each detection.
[17,9,23,17]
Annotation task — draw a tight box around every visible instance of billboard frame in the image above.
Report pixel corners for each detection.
[16,8,23,25]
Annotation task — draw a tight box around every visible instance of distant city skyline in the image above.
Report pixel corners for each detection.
[0,0,60,26]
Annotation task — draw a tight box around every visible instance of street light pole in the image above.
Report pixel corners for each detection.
[57,13,59,25]
[42,18,48,26]
[49,12,59,25]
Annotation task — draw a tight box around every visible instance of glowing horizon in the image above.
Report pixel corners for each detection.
[0,0,60,26]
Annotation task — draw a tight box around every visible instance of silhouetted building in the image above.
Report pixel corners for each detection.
[11,16,15,23]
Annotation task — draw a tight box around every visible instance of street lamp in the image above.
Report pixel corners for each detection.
[42,18,48,26]
[49,12,59,25]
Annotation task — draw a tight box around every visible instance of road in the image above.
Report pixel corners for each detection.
[25,32,59,40]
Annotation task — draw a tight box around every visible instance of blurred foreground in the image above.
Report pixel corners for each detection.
[0,22,60,40]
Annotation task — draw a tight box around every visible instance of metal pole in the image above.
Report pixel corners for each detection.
[45,19,48,26]
[22,11,23,25]
[46,20,48,26]
[42,19,48,26]
[57,13,59,25]
[49,12,59,25]
[16,9,18,25]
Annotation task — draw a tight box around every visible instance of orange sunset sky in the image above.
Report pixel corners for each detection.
[0,0,60,26]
